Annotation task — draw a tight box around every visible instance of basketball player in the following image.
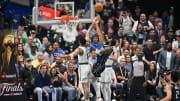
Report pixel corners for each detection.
[88,16,118,101]
[59,38,91,101]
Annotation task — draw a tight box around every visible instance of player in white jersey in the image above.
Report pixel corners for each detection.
[60,38,91,101]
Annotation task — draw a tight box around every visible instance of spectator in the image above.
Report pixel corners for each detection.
[51,56,67,75]
[143,39,156,62]
[19,58,37,100]
[131,47,149,64]
[43,60,51,74]
[132,13,154,33]
[32,52,45,69]
[153,11,159,18]
[172,30,180,51]
[159,35,166,49]
[168,7,174,30]
[114,58,128,96]
[155,22,166,42]
[99,0,114,24]
[105,27,117,44]
[15,55,25,75]
[50,68,63,101]
[75,30,86,46]
[125,55,132,73]
[154,17,162,29]
[120,41,130,55]
[63,62,80,101]
[166,29,174,43]
[38,37,49,52]
[14,26,28,45]
[89,35,102,52]
[146,62,158,100]
[135,23,146,46]
[43,44,54,65]
[158,42,178,71]
[148,15,155,26]
[117,26,126,49]
[26,43,37,61]
[34,64,56,101]
[104,18,117,35]
[24,36,33,54]
[16,43,25,56]
[118,10,134,41]
[118,49,129,63]
[30,30,41,48]
[146,29,158,43]
[114,0,126,28]
[52,42,64,60]
[161,10,169,29]
[130,42,138,56]
[76,23,85,36]
[132,6,141,21]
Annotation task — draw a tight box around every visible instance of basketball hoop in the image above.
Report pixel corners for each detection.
[61,15,80,43]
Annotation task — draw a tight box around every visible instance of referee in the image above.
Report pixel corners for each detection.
[128,52,149,101]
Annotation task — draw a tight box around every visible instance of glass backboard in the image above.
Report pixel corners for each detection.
[32,0,95,25]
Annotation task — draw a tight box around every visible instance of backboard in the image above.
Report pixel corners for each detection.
[32,0,95,25]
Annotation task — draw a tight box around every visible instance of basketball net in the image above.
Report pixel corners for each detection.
[61,15,80,43]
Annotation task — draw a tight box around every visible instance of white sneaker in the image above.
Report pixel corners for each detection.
[89,92,94,97]
[81,96,85,100]
[113,91,116,96]
[112,99,116,101]
[96,98,103,101]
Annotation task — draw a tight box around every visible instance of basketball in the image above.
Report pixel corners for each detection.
[94,3,103,12]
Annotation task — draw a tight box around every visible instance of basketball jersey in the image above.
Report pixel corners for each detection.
[171,83,180,101]
[78,46,89,63]
[133,61,145,77]
[105,46,116,66]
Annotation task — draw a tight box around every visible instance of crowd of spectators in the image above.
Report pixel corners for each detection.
[12,0,180,101]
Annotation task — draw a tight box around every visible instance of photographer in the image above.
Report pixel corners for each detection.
[160,70,180,101]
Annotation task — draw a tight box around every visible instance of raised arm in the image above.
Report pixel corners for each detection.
[59,48,79,59]
[85,24,94,43]
[95,21,105,45]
